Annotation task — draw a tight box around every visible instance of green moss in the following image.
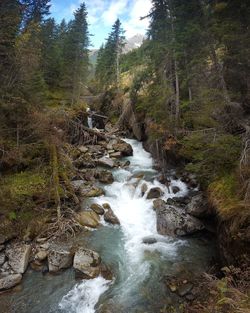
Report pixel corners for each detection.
[4,171,47,197]
[208,174,244,218]
[0,170,49,217]
[179,132,242,186]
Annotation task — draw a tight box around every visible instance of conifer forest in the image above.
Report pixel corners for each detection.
[0,1,249,313]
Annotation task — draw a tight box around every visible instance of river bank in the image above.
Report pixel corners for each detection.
[0,128,218,313]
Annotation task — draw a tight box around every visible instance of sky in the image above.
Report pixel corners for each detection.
[50,0,152,49]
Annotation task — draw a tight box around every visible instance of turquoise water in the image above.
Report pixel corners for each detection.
[0,139,217,313]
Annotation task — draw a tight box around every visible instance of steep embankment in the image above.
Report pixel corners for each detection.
[112,91,250,268]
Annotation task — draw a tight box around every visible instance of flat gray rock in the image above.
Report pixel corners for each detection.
[153,199,204,236]
[0,274,22,290]
[6,243,31,274]
[73,248,101,279]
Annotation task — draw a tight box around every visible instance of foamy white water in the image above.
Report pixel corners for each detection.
[58,277,110,313]
[58,139,188,312]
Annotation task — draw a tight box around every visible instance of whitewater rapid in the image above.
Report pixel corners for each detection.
[58,139,188,312]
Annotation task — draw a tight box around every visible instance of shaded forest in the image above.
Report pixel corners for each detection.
[0,1,249,312]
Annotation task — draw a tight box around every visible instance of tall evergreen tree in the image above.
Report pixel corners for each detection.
[95,19,125,90]
[62,3,90,104]
[0,0,21,95]
[16,0,51,105]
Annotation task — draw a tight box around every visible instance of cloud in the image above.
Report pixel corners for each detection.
[123,0,152,38]
[101,0,129,26]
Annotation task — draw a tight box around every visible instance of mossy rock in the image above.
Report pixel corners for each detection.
[76,211,100,228]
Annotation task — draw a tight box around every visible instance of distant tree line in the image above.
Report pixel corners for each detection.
[95,19,125,90]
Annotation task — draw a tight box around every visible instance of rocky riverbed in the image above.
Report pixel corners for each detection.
[0,130,218,313]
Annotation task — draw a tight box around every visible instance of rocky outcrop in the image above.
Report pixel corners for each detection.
[153,199,204,236]
[6,243,31,274]
[146,187,163,199]
[0,274,22,291]
[73,248,101,279]
[48,245,73,273]
[186,194,210,218]
[117,98,143,141]
[76,211,100,228]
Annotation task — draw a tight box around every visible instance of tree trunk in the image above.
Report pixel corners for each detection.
[169,0,180,122]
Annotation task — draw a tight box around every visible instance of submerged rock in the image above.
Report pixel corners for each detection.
[100,263,113,280]
[146,187,163,199]
[76,211,100,228]
[142,237,157,245]
[6,243,31,274]
[153,199,204,236]
[172,186,180,194]
[73,248,101,279]
[0,274,22,291]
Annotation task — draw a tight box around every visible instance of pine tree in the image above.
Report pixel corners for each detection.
[0,0,21,95]
[148,0,181,122]
[95,19,125,90]
[62,3,90,104]
[16,0,51,105]
[41,18,62,88]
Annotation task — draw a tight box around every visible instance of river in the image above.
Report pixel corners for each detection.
[1,139,216,313]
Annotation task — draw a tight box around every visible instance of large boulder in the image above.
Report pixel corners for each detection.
[146,187,164,199]
[95,170,114,184]
[80,186,105,197]
[48,245,73,273]
[0,274,22,290]
[97,157,115,168]
[186,194,210,218]
[113,141,133,157]
[74,154,96,169]
[103,204,120,225]
[153,199,204,236]
[6,243,31,274]
[73,248,101,279]
[91,203,105,215]
[76,211,100,228]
